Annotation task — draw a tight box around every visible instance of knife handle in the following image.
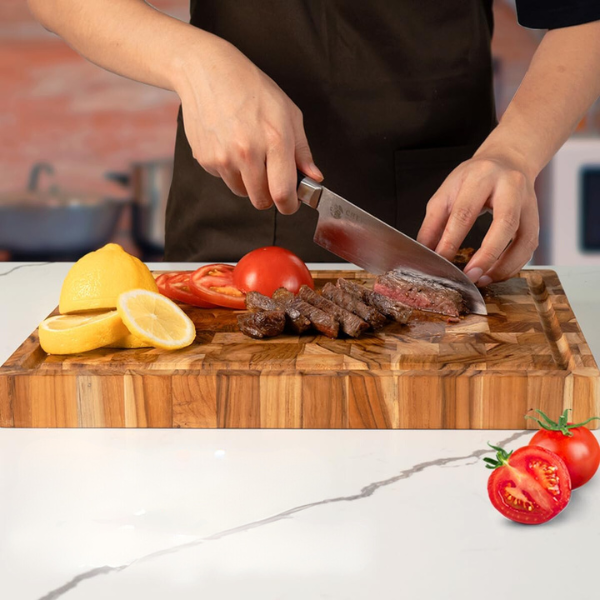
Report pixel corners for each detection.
[297,170,322,209]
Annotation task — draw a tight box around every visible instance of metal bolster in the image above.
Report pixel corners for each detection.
[297,177,323,209]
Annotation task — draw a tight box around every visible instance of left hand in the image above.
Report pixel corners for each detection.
[416,153,539,286]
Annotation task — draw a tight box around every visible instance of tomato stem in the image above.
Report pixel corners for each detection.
[525,408,600,437]
[484,442,513,469]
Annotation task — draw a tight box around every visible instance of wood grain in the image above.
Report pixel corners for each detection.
[527,272,575,369]
[0,269,598,429]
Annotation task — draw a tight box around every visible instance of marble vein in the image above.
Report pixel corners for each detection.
[38,430,530,600]
[0,262,53,278]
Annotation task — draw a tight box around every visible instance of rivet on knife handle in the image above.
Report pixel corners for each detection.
[297,172,322,209]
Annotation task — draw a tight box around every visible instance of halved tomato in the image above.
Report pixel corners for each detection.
[166,272,216,308]
[190,264,246,309]
[485,443,571,525]
[233,246,313,296]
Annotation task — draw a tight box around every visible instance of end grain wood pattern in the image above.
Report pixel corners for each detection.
[1,270,598,429]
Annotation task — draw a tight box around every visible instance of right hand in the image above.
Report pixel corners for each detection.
[175,37,323,214]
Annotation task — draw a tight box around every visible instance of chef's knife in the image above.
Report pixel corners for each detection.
[297,174,487,315]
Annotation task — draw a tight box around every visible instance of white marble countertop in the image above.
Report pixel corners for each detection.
[1,263,599,600]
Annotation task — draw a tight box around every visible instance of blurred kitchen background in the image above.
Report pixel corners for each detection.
[1,0,599,264]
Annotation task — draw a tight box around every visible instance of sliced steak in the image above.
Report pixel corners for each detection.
[374,270,467,318]
[272,287,295,303]
[245,291,279,312]
[287,297,339,338]
[237,310,286,339]
[269,288,312,334]
[298,285,368,338]
[321,282,387,330]
[336,278,412,324]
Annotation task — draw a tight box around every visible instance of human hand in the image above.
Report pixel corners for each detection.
[416,153,539,286]
[175,37,322,214]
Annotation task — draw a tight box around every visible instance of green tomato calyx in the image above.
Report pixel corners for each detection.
[525,408,600,437]
[483,442,514,470]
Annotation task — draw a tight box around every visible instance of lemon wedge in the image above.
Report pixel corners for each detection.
[39,311,129,355]
[59,243,158,314]
[117,289,196,350]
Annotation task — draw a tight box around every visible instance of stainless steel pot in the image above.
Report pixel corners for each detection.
[107,159,173,252]
[0,163,127,259]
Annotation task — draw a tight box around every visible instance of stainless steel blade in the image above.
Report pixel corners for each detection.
[298,177,487,315]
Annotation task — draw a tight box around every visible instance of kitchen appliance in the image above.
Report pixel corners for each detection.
[535,137,600,265]
[0,163,127,260]
[298,175,487,315]
[1,269,597,430]
[107,159,173,254]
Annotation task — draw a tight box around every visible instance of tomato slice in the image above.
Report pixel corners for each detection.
[166,273,217,308]
[486,445,571,525]
[190,264,246,309]
[155,272,175,296]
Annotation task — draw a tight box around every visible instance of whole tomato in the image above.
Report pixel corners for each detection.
[233,246,314,297]
[527,409,600,489]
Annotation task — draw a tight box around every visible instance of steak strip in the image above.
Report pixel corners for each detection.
[237,310,285,339]
[336,278,412,324]
[273,288,338,338]
[246,290,311,334]
[298,285,369,338]
[374,271,467,318]
[321,282,387,330]
[288,298,339,338]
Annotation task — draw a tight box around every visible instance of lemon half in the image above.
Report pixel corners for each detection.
[59,243,158,314]
[39,311,129,355]
[117,289,196,350]
[105,333,153,349]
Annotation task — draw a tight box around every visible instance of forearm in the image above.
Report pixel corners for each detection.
[27,0,224,93]
[476,20,600,179]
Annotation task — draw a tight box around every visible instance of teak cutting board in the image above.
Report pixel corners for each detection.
[0,270,598,429]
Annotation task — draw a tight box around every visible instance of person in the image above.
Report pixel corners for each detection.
[28,1,600,286]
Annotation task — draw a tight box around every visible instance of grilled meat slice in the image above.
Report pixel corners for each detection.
[272,287,294,303]
[374,270,467,318]
[298,285,369,338]
[237,310,286,339]
[286,297,339,338]
[245,291,279,312]
[336,278,412,324]
[452,247,475,271]
[268,288,312,334]
[321,282,387,330]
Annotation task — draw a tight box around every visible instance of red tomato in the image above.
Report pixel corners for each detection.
[527,409,600,489]
[485,443,571,525]
[190,264,246,309]
[165,272,217,308]
[233,246,314,296]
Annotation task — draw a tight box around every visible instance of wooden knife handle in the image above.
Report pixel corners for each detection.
[527,272,574,370]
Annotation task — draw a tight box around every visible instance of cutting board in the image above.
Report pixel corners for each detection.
[0,270,598,429]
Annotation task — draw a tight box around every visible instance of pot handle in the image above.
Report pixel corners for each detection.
[28,162,55,191]
[105,171,131,187]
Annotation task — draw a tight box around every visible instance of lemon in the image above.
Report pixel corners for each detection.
[105,333,153,349]
[39,311,129,355]
[59,243,158,314]
[117,289,196,350]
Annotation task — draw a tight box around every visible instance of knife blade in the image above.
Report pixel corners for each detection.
[297,175,487,315]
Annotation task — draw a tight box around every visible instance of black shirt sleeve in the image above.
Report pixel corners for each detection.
[516,0,600,30]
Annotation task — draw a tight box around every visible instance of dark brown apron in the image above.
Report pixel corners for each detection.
[165,0,496,262]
